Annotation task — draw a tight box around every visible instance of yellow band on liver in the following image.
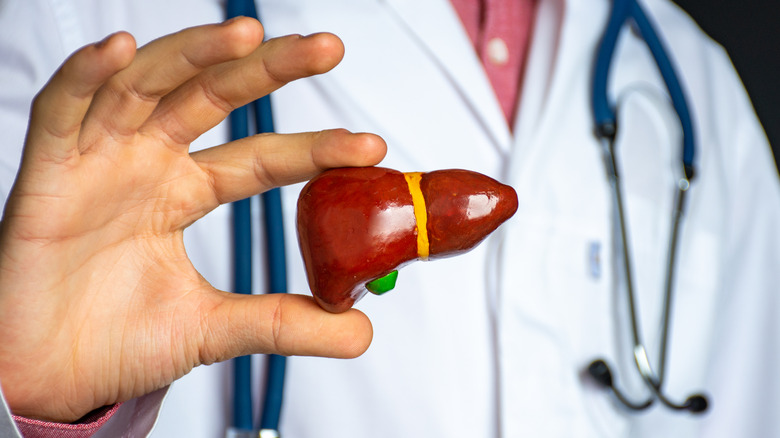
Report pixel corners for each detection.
[404,172,430,260]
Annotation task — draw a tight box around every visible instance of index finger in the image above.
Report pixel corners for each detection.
[142,33,346,147]
[82,17,264,144]
[191,129,387,206]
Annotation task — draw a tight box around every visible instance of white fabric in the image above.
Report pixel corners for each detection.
[0,385,21,438]
[0,0,778,437]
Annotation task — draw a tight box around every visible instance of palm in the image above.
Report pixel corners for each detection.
[0,19,381,423]
[1,135,216,413]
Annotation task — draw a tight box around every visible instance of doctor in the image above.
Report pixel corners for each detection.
[1,1,779,437]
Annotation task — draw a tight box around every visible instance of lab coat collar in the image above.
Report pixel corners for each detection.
[382,0,512,150]
[378,0,613,172]
[509,0,611,181]
[380,0,602,153]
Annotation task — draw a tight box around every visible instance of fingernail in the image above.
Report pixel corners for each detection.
[222,16,243,26]
[94,33,114,49]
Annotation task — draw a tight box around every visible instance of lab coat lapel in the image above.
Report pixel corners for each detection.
[383,0,511,149]
[509,0,609,182]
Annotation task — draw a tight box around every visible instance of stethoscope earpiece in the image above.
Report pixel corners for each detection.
[587,359,614,387]
[684,394,708,413]
[587,359,653,411]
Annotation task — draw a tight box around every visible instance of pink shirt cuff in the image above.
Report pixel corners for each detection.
[13,404,121,438]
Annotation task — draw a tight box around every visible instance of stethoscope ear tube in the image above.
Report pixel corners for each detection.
[256,95,288,433]
[227,0,288,434]
[588,0,707,415]
[588,360,654,411]
[230,104,256,432]
[591,0,630,140]
[628,1,695,181]
[587,359,708,413]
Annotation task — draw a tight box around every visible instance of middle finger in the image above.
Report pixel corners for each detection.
[140,32,346,147]
[82,18,264,144]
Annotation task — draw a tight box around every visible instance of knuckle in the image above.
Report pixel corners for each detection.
[270,295,286,354]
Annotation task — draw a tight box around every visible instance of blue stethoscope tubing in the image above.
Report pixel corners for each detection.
[592,0,694,179]
[588,0,708,413]
[227,0,287,434]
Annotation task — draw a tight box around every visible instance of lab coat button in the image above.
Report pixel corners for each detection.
[487,37,509,66]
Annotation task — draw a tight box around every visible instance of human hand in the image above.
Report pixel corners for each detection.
[0,18,384,423]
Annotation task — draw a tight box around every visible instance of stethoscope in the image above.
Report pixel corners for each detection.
[587,0,709,414]
[226,1,287,437]
[224,0,709,435]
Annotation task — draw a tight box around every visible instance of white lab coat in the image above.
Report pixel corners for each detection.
[0,0,778,437]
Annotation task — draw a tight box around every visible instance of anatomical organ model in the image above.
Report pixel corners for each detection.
[297,167,518,313]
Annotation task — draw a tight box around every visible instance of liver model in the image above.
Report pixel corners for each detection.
[297,167,518,313]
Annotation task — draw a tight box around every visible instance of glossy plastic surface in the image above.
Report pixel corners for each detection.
[297,167,518,313]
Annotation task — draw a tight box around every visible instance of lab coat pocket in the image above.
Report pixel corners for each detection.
[497,214,625,438]
[544,221,636,438]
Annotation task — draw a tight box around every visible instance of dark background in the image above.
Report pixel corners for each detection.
[672,0,780,171]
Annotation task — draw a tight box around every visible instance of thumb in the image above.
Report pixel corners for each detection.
[198,292,373,364]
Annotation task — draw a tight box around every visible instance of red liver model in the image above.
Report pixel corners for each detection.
[297,167,518,313]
